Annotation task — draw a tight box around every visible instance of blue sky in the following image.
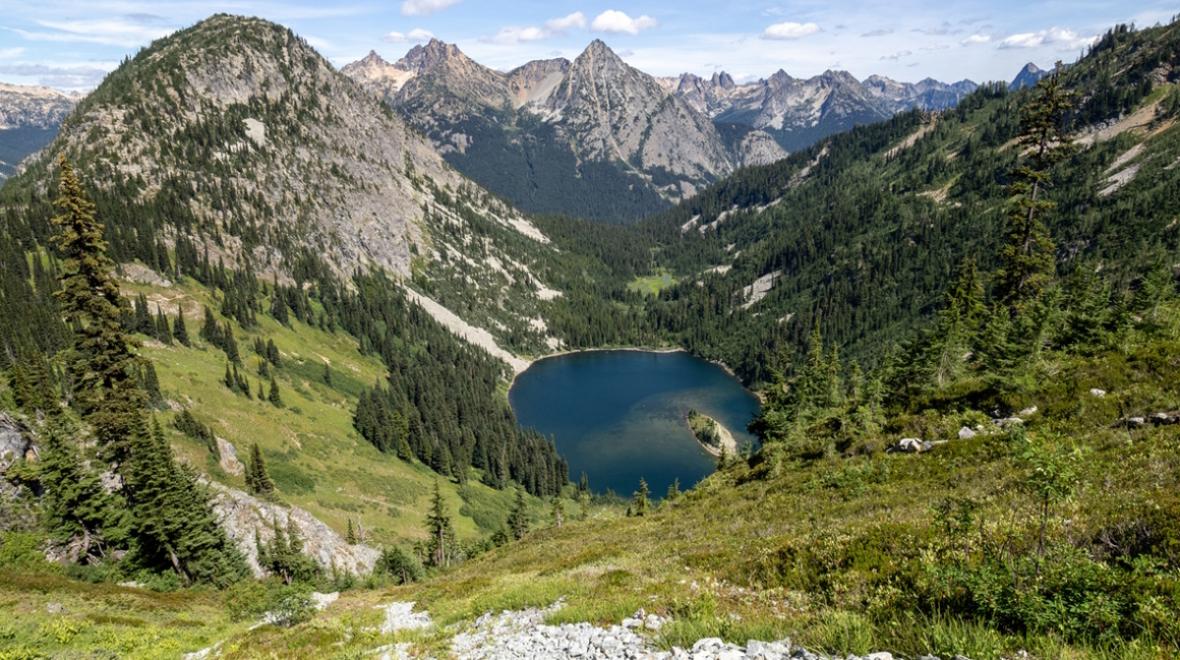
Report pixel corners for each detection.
[0,0,1176,90]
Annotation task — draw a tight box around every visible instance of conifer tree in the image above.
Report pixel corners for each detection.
[155,307,172,344]
[268,375,282,407]
[345,518,358,545]
[38,421,128,564]
[666,478,681,501]
[507,488,529,540]
[552,497,564,528]
[173,309,190,346]
[632,478,650,516]
[50,156,144,465]
[123,418,247,584]
[996,64,1073,314]
[246,442,275,496]
[425,482,454,567]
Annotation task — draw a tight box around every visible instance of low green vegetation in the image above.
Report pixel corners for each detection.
[627,270,678,296]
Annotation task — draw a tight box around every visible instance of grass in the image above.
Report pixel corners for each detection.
[209,313,1180,659]
[627,270,678,296]
[121,274,580,547]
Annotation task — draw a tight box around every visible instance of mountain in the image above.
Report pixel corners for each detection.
[345,41,979,221]
[1009,62,1049,89]
[5,16,572,357]
[675,69,978,152]
[634,20,1180,382]
[343,39,782,223]
[0,83,78,179]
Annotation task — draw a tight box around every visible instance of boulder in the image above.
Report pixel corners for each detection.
[887,438,925,453]
[957,426,977,440]
[1089,388,1107,398]
[994,417,1024,427]
[1018,405,1038,417]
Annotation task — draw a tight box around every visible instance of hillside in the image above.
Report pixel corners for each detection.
[633,20,1180,383]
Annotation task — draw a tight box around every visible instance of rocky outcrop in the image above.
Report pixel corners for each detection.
[207,482,379,577]
[215,437,244,476]
[442,599,930,659]
[0,413,34,473]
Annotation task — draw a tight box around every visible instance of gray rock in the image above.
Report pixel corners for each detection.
[1089,388,1107,398]
[46,602,64,614]
[0,413,33,474]
[893,438,924,453]
[216,437,244,476]
[957,426,977,440]
[207,482,379,578]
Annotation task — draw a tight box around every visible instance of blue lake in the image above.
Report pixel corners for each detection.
[509,350,760,498]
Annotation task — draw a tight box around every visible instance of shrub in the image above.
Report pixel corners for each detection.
[376,546,423,585]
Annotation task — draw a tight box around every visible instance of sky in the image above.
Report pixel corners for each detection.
[0,0,1176,91]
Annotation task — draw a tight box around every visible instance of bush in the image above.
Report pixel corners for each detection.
[376,546,423,585]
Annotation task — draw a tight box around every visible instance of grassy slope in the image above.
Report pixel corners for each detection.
[216,307,1180,659]
[122,274,582,545]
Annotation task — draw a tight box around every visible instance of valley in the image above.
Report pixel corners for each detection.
[0,8,1178,660]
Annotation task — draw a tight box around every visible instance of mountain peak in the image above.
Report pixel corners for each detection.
[397,38,469,74]
[580,39,622,62]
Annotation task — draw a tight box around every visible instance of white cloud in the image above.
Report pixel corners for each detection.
[14,19,172,47]
[762,21,821,40]
[400,0,459,17]
[384,28,435,43]
[493,26,548,44]
[0,47,26,58]
[492,11,587,44]
[961,33,991,45]
[545,11,587,33]
[999,27,1096,51]
[880,49,912,61]
[591,10,657,35]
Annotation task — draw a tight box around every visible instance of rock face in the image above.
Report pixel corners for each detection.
[215,437,244,476]
[0,83,78,179]
[207,482,379,577]
[344,40,974,221]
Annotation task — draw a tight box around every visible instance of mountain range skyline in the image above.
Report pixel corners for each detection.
[1,1,1175,91]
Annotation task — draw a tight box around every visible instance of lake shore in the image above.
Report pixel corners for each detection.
[511,346,745,391]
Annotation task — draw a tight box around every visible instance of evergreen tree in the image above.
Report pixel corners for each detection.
[425,482,454,567]
[378,546,423,584]
[245,442,275,496]
[49,156,144,465]
[996,65,1073,314]
[257,516,319,584]
[173,309,190,346]
[122,418,248,585]
[552,497,564,528]
[322,363,332,386]
[345,518,357,545]
[38,421,128,564]
[507,488,529,540]
[267,375,282,407]
[632,478,650,517]
[155,307,172,344]
[665,478,681,501]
